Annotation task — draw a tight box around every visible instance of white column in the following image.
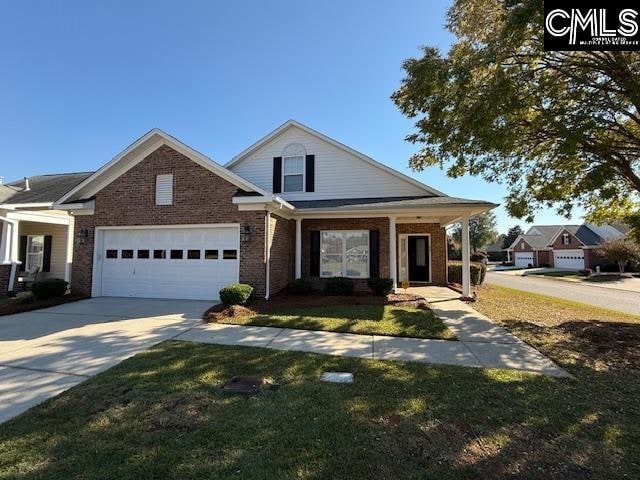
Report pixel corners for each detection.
[64,217,74,283]
[0,221,11,264]
[461,216,471,297]
[389,217,397,291]
[295,218,302,279]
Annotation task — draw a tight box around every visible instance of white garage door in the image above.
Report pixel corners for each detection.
[514,252,534,267]
[553,249,584,270]
[97,226,239,300]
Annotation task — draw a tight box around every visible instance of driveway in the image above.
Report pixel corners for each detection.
[0,298,210,424]
[487,272,640,315]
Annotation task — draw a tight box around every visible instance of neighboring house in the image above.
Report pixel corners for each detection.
[506,223,626,269]
[1,120,495,300]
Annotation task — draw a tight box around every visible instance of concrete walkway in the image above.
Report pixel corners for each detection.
[176,287,570,378]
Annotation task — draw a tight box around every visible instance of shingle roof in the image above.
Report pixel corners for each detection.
[519,224,608,248]
[290,196,496,210]
[1,172,94,205]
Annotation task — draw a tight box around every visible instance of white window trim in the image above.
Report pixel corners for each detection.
[26,235,45,272]
[320,230,369,279]
[282,155,305,193]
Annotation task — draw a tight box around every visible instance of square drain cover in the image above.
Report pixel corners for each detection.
[321,372,353,383]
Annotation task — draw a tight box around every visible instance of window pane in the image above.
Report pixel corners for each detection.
[137,249,150,259]
[106,250,118,259]
[223,249,237,260]
[153,249,166,259]
[321,232,343,254]
[284,174,303,192]
[121,250,134,259]
[416,238,426,266]
[345,231,368,254]
[283,156,304,174]
[346,255,368,278]
[321,254,342,277]
[28,236,45,253]
[170,250,184,259]
[204,249,218,259]
[187,249,201,259]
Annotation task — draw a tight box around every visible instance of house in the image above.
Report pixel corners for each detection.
[506,223,627,269]
[1,120,496,300]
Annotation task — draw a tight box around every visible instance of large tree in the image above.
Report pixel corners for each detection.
[392,0,640,237]
[502,225,524,249]
[451,211,499,252]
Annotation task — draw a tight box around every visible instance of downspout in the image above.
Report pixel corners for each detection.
[264,211,271,300]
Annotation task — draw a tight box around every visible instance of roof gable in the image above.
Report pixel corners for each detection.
[56,129,269,204]
[226,120,444,197]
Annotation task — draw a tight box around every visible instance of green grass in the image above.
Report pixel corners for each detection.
[526,270,584,279]
[216,304,456,340]
[1,340,639,479]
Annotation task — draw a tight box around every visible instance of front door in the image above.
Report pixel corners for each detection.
[408,235,430,282]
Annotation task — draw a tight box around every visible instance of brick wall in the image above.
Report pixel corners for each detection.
[301,217,390,292]
[396,223,447,285]
[551,230,583,250]
[71,145,268,297]
[512,239,534,253]
[0,264,12,293]
[538,250,552,267]
[268,213,295,296]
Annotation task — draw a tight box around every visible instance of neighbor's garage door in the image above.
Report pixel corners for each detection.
[514,252,534,267]
[553,249,584,270]
[99,226,239,300]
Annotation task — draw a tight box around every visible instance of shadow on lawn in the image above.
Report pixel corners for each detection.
[0,340,638,480]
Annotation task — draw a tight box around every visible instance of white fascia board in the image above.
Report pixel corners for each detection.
[0,202,53,209]
[226,119,446,197]
[54,200,96,215]
[5,210,72,225]
[57,128,270,204]
[232,195,295,209]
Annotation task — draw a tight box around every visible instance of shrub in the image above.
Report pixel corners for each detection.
[219,283,253,305]
[470,252,486,263]
[447,262,487,285]
[288,279,312,295]
[324,277,355,296]
[367,277,394,296]
[30,278,68,300]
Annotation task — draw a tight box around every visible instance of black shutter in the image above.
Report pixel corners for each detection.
[273,157,282,193]
[305,154,315,192]
[19,236,27,272]
[43,235,52,272]
[310,231,320,277]
[369,230,380,278]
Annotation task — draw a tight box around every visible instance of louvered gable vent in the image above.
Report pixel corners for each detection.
[155,174,174,205]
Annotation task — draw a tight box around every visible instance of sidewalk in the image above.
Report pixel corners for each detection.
[175,288,570,378]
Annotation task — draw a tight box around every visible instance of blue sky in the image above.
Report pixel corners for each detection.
[0,0,582,232]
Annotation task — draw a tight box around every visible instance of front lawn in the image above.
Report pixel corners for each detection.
[215,304,456,340]
[1,340,638,479]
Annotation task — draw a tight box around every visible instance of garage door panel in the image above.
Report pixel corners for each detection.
[99,227,239,300]
[514,253,534,267]
[553,249,584,270]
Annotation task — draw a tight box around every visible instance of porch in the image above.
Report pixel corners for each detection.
[0,210,74,293]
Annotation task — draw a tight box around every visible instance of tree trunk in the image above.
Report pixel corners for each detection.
[618,260,625,273]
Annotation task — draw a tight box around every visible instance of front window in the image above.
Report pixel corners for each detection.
[283,156,304,192]
[320,230,369,278]
[26,235,45,272]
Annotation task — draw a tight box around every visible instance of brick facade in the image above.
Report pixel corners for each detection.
[537,250,552,267]
[0,264,13,293]
[71,145,268,298]
[300,219,447,290]
[551,229,584,250]
[268,213,295,296]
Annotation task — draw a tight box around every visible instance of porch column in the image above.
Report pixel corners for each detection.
[389,216,397,291]
[0,221,11,264]
[295,218,302,279]
[461,216,471,298]
[64,218,74,283]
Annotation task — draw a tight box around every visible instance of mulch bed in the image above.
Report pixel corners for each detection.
[0,293,90,316]
[203,291,430,322]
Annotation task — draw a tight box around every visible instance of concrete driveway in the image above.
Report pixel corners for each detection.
[0,297,210,424]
